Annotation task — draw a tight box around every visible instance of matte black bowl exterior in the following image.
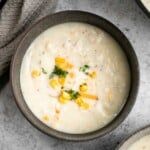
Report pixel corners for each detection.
[136,0,150,18]
[117,126,150,150]
[11,11,139,141]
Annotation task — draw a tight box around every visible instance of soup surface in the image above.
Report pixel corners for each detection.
[20,22,130,134]
[128,135,150,150]
[141,0,150,11]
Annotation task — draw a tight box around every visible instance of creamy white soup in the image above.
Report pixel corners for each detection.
[141,0,150,11]
[128,135,150,150]
[20,22,130,134]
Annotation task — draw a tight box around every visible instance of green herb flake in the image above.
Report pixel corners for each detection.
[66,89,80,100]
[79,64,90,72]
[49,66,68,79]
[41,67,47,74]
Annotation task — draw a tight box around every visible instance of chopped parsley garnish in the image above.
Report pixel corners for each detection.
[41,68,47,74]
[66,89,80,100]
[49,66,68,79]
[79,64,90,72]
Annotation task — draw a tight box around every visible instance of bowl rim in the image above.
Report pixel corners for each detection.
[10,10,140,141]
[116,125,150,149]
[136,0,150,18]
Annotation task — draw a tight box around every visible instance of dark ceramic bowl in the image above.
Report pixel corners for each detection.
[117,125,150,149]
[136,0,150,18]
[10,11,139,141]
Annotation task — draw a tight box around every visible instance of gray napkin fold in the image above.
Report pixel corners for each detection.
[0,0,58,76]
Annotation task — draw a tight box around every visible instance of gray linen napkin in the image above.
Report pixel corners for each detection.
[0,0,58,76]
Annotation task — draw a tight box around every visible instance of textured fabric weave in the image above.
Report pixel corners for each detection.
[0,0,57,76]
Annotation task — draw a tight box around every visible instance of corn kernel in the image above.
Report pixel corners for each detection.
[75,97,84,106]
[42,115,49,121]
[55,57,66,69]
[79,83,88,92]
[60,62,73,70]
[55,57,66,64]
[61,91,71,100]
[49,78,59,89]
[58,77,65,86]
[31,70,41,78]
[81,102,90,109]
[55,57,73,70]
[76,97,89,110]
[58,91,71,104]
[59,96,68,104]
[89,71,97,78]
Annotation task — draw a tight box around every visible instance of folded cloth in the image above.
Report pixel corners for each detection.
[0,0,57,76]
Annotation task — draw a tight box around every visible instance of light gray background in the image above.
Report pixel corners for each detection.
[0,0,150,150]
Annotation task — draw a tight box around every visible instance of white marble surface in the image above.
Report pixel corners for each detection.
[0,0,150,150]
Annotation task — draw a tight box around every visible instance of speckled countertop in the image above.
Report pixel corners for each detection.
[0,0,150,150]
